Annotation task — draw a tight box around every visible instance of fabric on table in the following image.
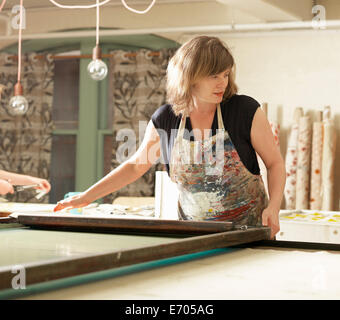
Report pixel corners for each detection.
[310,121,323,210]
[296,116,312,210]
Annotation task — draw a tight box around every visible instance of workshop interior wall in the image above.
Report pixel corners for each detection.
[212,32,340,210]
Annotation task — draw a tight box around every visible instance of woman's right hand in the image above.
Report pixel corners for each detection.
[0,179,14,195]
[54,192,93,212]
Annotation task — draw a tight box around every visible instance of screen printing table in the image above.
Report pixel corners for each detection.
[1,203,340,300]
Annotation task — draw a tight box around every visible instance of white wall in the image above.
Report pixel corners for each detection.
[215,30,340,210]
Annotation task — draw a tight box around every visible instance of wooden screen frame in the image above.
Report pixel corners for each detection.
[0,215,271,290]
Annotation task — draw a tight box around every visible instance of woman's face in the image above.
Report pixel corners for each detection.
[191,69,230,106]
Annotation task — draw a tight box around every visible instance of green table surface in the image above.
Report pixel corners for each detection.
[0,226,181,268]
[0,225,230,300]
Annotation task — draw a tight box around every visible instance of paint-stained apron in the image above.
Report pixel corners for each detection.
[170,104,268,226]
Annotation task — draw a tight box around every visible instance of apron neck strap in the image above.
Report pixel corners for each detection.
[178,104,225,139]
[216,104,225,130]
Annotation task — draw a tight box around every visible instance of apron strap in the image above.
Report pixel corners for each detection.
[217,104,225,131]
[178,112,187,136]
[178,104,224,141]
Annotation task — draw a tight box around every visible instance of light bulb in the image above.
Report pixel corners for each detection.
[8,94,28,116]
[87,59,108,81]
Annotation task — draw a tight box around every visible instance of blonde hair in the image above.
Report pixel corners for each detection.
[167,36,238,116]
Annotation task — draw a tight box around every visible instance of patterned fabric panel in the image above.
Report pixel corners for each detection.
[310,121,323,210]
[296,116,312,210]
[0,53,54,203]
[108,48,176,202]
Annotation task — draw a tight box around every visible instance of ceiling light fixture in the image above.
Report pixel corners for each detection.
[9,0,28,116]
[87,0,108,81]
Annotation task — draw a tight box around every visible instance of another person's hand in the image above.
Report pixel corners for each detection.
[262,206,280,239]
[54,192,92,212]
[0,179,14,195]
[26,176,51,193]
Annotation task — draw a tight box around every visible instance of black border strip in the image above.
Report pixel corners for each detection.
[237,239,340,251]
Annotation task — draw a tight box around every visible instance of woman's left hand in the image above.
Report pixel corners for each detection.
[262,206,280,239]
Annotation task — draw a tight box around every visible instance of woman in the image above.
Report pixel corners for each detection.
[55,36,285,238]
[0,170,51,195]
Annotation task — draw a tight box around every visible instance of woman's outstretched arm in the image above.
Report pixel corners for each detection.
[54,120,161,211]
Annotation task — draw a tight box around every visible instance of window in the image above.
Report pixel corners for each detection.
[50,58,79,203]
[49,52,112,204]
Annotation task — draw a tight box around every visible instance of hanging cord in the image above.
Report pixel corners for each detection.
[48,0,110,9]
[1,0,157,66]
[121,0,156,14]
[96,0,99,46]
[48,0,156,48]
[17,0,24,82]
[48,0,156,14]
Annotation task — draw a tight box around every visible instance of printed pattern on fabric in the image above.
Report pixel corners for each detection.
[0,53,54,203]
[109,48,176,202]
[321,120,336,211]
[284,121,299,209]
[310,121,323,210]
[296,116,312,210]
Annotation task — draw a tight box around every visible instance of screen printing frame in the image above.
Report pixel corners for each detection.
[0,215,271,291]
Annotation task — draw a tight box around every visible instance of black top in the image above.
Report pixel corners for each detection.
[151,94,261,175]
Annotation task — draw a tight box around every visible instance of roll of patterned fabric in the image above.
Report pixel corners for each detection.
[322,119,336,211]
[296,116,312,210]
[284,107,303,209]
[310,114,323,210]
